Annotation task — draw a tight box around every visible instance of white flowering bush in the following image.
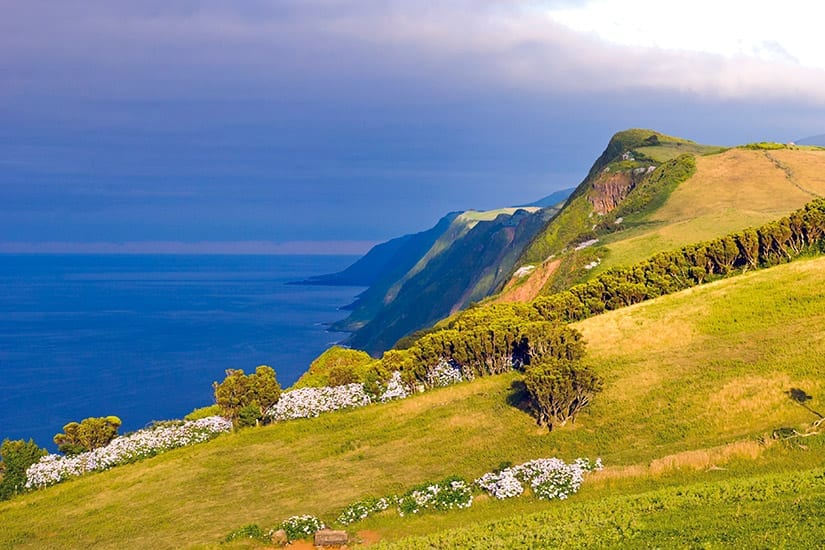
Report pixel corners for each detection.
[267,383,371,421]
[279,515,325,540]
[475,457,602,501]
[426,360,464,388]
[25,416,232,489]
[475,469,524,499]
[337,496,390,525]
[379,371,408,402]
[396,476,473,516]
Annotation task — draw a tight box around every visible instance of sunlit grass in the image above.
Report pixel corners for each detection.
[2,257,825,548]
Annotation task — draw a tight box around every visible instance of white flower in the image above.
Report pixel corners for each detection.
[475,457,602,501]
[266,384,371,421]
[379,371,408,402]
[426,360,463,388]
[25,416,232,489]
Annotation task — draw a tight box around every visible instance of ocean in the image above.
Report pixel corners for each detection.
[0,254,363,450]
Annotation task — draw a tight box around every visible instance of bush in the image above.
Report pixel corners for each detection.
[53,416,122,456]
[0,439,47,500]
[523,359,603,430]
[26,417,232,489]
[396,476,473,516]
[184,404,221,421]
[213,365,281,426]
[267,384,371,421]
[293,346,375,388]
[337,496,391,525]
[475,457,602,500]
[279,515,325,541]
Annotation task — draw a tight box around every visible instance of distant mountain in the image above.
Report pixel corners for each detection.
[796,134,825,146]
[342,207,557,353]
[292,212,460,288]
[520,187,575,208]
[305,128,825,355]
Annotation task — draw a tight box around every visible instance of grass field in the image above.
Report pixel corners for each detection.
[594,148,825,273]
[2,256,825,548]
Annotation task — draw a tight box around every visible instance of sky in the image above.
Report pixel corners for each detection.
[3,0,825,254]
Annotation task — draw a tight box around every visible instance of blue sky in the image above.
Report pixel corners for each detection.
[3,0,825,254]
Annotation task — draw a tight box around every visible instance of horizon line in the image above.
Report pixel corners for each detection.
[0,240,378,256]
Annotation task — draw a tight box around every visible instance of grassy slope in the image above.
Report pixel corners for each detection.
[594,148,825,273]
[3,256,825,548]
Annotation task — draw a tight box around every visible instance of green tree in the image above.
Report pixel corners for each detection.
[0,439,47,500]
[213,365,282,427]
[53,416,122,455]
[292,346,374,388]
[523,358,603,431]
[248,365,282,417]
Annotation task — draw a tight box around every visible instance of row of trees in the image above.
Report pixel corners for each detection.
[531,198,825,324]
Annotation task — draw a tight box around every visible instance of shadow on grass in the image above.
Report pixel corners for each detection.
[507,379,536,421]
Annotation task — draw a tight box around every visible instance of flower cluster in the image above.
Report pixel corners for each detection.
[426,360,464,388]
[379,371,408,402]
[279,515,325,541]
[25,416,232,489]
[475,469,524,499]
[396,476,473,516]
[267,383,371,421]
[475,457,602,501]
[337,496,390,525]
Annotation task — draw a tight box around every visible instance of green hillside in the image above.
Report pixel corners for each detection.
[3,255,825,548]
[511,131,825,299]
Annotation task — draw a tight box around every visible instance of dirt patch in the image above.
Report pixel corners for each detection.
[356,530,382,545]
[496,259,561,303]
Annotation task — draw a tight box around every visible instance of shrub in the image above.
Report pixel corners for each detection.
[267,384,371,421]
[184,404,221,421]
[475,457,602,500]
[293,346,375,388]
[523,359,603,430]
[26,416,231,489]
[279,515,325,541]
[337,496,391,525]
[213,365,281,426]
[0,439,47,500]
[224,524,270,543]
[426,360,465,388]
[396,476,473,516]
[53,416,122,456]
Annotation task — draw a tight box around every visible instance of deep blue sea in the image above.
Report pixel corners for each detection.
[0,254,363,450]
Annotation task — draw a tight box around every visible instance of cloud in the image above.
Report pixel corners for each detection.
[3,1,825,105]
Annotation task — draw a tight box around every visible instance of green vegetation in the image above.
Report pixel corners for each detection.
[377,465,825,548]
[0,439,46,501]
[3,254,825,547]
[53,416,122,456]
[523,358,603,430]
[213,366,281,427]
[741,141,788,150]
[292,346,378,388]
[184,404,221,421]
[635,141,726,162]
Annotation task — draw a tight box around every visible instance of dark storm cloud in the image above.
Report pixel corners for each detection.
[2,1,825,252]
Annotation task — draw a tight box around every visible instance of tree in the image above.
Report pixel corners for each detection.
[213,365,282,427]
[523,358,603,431]
[0,439,47,500]
[53,416,122,455]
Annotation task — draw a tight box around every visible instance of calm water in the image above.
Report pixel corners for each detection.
[0,254,362,449]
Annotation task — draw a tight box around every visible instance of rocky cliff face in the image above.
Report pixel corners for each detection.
[588,166,653,214]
